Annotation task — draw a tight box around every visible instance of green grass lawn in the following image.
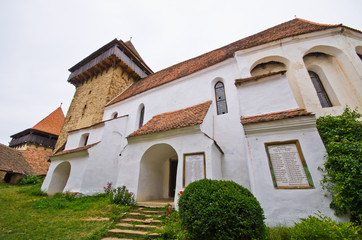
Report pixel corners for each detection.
[0,183,112,240]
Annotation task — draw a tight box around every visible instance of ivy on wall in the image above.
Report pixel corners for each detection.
[316,107,362,223]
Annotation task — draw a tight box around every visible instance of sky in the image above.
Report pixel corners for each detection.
[0,0,361,145]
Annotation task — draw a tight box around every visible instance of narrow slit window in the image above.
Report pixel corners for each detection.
[139,106,145,128]
[215,81,228,115]
[308,71,332,108]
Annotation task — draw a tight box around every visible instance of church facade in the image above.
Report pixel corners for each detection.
[41,18,362,225]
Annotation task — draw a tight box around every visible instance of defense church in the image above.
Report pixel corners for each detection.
[41,18,362,225]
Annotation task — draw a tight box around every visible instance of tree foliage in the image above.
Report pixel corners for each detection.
[316,107,362,223]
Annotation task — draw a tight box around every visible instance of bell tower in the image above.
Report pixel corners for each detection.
[55,39,152,152]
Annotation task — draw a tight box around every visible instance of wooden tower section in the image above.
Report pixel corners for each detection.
[55,39,153,152]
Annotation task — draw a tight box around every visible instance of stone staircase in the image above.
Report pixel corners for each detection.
[102,206,165,240]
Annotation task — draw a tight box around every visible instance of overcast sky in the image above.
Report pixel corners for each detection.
[0,0,361,145]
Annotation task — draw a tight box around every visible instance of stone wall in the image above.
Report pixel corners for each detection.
[55,65,135,151]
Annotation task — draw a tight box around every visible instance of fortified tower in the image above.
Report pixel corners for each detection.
[55,39,153,151]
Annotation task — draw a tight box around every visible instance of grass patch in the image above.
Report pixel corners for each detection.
[0,183,114,240]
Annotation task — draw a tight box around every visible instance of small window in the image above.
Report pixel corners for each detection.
[112,112,118,119]
[80,133,89,147]
[139,106,145,128]
[215,81,228,115]
[308,71,332,108]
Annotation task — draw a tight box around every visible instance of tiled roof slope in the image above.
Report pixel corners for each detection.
[54,142,100,157]
[241,108,312,124]
[20,148,52,175]
[129,101,212,137]
[32,107,65,136]
[0,144,35,175]
[108,18,345,106]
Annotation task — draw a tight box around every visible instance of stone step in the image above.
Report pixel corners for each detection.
[128,212,152,218]
[141,210,164,214]
[109,229,146,235]
[122,217,161,224]
[116,222,161,229]
[108,229,160,238]
[137,201,174,208]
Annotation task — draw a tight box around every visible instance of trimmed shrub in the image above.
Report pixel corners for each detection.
[178,179,265,240]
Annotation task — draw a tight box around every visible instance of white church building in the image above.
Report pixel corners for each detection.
[41,18,362,225]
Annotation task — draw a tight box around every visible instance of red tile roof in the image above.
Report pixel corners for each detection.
[107,18,347,106]
[32,107,65,136]
[0,144,36,175]
[241,108,312,124]
[235,71,286,86]
[129,101,212,137]
[54,142,100,157]
[20,148,52,176]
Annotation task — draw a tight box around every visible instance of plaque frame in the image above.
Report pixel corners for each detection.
[183,152,206,187]
[265,140,314,189]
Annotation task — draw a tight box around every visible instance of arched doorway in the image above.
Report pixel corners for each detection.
[137,144,178,201]
[48,161,71,196]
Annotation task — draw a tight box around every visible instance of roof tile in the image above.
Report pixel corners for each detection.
[0,144,36,175]
[241,108,312,124]
[129,101,212,137]
[108,18,344,106]
[235,71,286,85]
[54,142,100,157]
[20,148,52,176]
[32,107,65,136]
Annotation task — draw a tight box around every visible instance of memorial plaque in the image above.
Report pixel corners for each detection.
[266,141,313,189]
[183,153,205,187]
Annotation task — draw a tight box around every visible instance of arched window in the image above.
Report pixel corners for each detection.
[215,81,228,115]
[308,71,332,108]
[139,106,145,128]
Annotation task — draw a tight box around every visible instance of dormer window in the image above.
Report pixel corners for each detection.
[215,81,228,115]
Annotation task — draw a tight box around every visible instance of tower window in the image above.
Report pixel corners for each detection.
[308,71,332,108]
[215,81,228,115]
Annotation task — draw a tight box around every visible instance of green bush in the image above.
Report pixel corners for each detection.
[18,175,42,185]
[109,185,136,206]
[178,179,265,240]
[290,213,361,240]
[316,107,362,223]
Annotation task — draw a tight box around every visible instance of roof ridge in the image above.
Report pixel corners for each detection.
[295,17,341,27]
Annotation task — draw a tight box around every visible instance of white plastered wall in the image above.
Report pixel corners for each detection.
[116,125,223,206]
[235,28,362,117]
[244,116,348,226]
[105,59,251,189]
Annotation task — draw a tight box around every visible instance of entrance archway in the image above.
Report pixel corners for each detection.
[137,144,178,201]
[48,161,71,195]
